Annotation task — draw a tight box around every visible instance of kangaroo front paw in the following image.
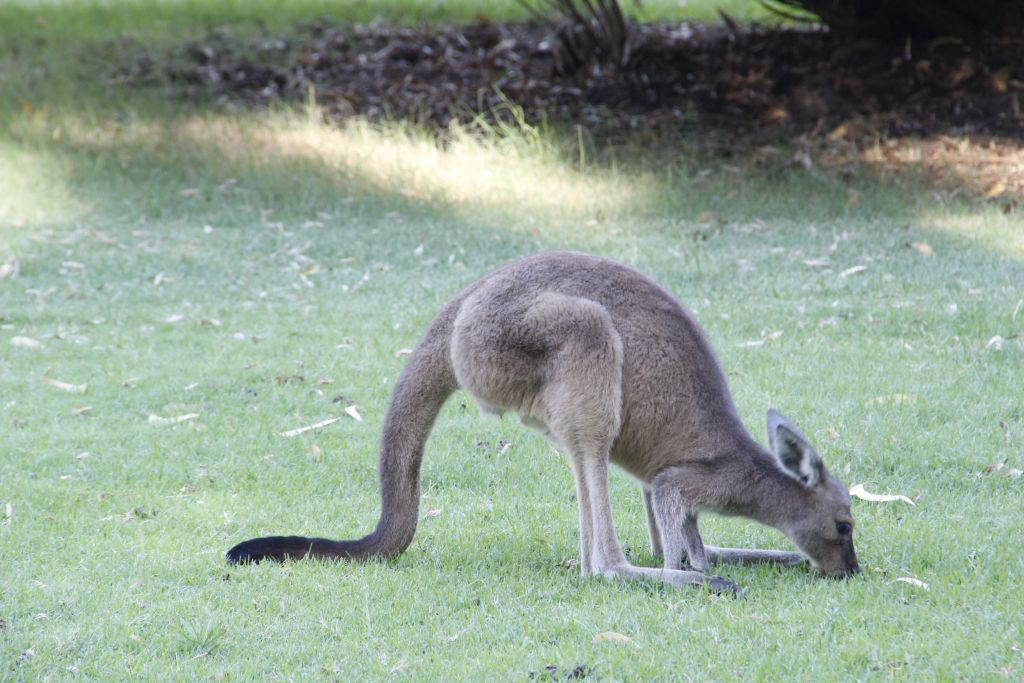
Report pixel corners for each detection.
[704,575,742,596]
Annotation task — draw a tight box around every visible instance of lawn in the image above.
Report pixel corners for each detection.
[1,2,1022,681]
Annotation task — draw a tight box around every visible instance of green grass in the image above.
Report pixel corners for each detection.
[2,1,1023,681]
[1,0,770,29]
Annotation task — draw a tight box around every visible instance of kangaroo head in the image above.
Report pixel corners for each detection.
[766,409,860,578]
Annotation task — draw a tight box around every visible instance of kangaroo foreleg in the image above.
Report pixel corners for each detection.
[578,456,737,594]
[681,514,708,572]
[641,487,663,560]
[651,474,708,572]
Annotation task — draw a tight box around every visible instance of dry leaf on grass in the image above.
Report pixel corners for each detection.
[999,420,1011,443]
[870,393,917,406]
[986,336,1004,351]
[905,241,934,256]
[278,416,340,437]
[10,336,40,348]
[802,257,831,268]
[70,406,92,416]
[981,461,1006,475]
[989,67,1012,93]
[422,506,443,520]
[444,628,469,643]
[736,330,782,348]
[395,348,413,358]
[164,314,186,324]
[849,483,915,505]
[43,378,88,394]
[827,124,848,140]
[890,576,929,591]
[977,461,1023,478]
[840,265,867,278]
[0,260,19,280]
[983,179,1007,198]
[592,631,633,644]
[148,413,200,426]
[344,405,363,422]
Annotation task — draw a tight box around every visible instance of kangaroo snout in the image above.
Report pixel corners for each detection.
[822,564,860,579]
[823,553,860,578]
[844,547,861,576]
[837,562,861,578]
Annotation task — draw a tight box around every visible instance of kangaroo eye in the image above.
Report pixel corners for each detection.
[836,522,853,535]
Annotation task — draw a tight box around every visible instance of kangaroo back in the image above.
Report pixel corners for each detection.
[226,305,459,563]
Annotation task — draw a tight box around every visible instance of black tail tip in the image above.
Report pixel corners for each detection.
[226,537,283,565]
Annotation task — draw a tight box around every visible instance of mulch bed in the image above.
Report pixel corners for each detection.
[122,17,1024,194]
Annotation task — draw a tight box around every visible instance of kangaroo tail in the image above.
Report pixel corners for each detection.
[227,307,459,564]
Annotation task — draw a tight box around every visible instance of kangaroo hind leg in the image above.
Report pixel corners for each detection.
[526,293,627,576]
[523,296,735,594]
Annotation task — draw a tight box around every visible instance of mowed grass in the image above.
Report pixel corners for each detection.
[2,2,1023,681]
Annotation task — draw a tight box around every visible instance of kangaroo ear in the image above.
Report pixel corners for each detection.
[766,409,822,487]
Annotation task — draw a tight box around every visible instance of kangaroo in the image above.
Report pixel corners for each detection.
[227,251,859,593]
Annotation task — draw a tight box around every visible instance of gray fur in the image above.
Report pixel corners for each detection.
[228,251,859,590]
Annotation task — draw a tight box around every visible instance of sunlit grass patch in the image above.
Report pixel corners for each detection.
[9,106,659,227]
[0,140,87,249]
[198,113,656,217]
[919,212,1024,261]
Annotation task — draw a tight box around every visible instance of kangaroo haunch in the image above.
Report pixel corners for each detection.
[227,251,859,593]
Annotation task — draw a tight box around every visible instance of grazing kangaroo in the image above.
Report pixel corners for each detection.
[227,251,859,593]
